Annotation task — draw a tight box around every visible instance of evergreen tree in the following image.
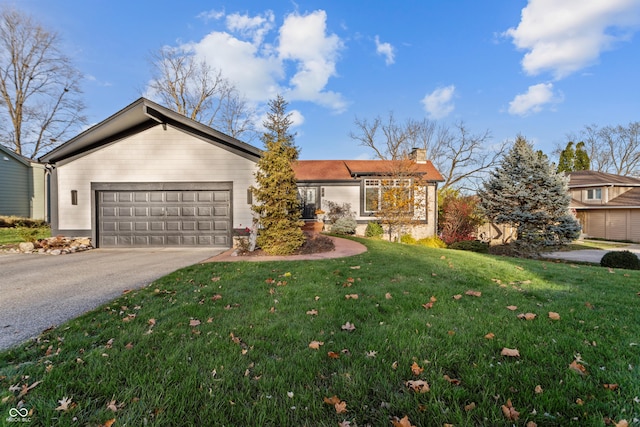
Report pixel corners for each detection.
[251,95,305,255]
[479,136,581,253]
[557,142,575,173]
[557,141,590,172]
[574,141,590,171]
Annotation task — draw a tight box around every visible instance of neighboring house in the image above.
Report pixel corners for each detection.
[0,144,47,220]
[39,98,261,248]
[293,152,444,238]
[568,170,640,242]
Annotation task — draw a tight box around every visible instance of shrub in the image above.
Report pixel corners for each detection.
[331,217,357,235]
[323,201,355,223]
[417,236,447,248]
[448,240,489,253]
[365,222,383,238]
[600,250,640,270]
[399,234,417,245]
[16,227,42,243]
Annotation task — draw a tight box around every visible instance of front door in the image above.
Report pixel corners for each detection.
[299,187,318,219]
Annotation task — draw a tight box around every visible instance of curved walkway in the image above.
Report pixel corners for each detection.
[545,243,640,263]
[202,236,367,262]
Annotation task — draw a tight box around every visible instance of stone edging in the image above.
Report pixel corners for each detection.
[1,237,93,255]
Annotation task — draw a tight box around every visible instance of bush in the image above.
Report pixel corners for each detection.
[448,240,489,253]
[365,222,383,238]
[417,236,447,248]
[399,234,417,245]
[0,216,48,228]
[600,250,640,270]
[331,217,357,235]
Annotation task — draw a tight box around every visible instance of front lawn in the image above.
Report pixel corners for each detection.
[0,226,50,246]
[1,239,639,426]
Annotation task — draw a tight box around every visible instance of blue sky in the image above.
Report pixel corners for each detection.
[15,0,640,161]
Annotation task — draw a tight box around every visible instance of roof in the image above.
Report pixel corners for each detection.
[39,97,262,164]
[568,170,640,187]
[0,144,38,166]
[293,159,444,182]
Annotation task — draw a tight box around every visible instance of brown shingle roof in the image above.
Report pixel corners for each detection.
[293,160,444,182]
[568,170,640,187]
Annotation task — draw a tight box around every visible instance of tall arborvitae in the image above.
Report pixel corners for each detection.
[251,95,305,255]
[479,135,581,253]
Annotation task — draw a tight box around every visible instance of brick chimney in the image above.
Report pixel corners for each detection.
[409,147,427,164]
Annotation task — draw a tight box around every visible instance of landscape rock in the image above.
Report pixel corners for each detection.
[18,242,35,252]
[2,236,94,255]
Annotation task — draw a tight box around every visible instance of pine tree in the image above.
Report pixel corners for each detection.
[557,141,590,172]
[251,95,305,255]
[479,136,581,253]
[574,141,590,171]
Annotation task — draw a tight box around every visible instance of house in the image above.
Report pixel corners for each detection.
[568,170,640,242]
[39,98,261,248]
[0,144,47,220]
[39,97,444,248]
[293,152,444,238]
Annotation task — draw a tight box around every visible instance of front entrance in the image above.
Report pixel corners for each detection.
[299,187,319,219]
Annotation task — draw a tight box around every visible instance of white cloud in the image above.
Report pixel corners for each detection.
[175,9,347,113]
[505,0,640,79]
[278,10,347,112]
[197,9,225,22]
[508,83,562,116]
[375,36,395,65]
[421,85,455,119]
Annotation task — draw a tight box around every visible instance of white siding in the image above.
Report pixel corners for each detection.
[55,124,257,231]
[320,185,361,218]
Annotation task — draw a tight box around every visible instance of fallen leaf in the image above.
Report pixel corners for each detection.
[465,290,482,297]
[323,395,341,405]
[526,422,538,427]
[385,292,392,299]
[603,383,619,391]
[55,396,74,412]
[328,351,340,359]
[211,294,222,301]
[308,340,324,350]
[100,419,116,427]
[464,402,476,411]
[484,332,495,340]
[548,312,561,320]
[453,294,462,300]
[147,318,156,326]
[585,302,595,309]
[334,400,347,414]
[338,421,351,427]
[422,302,434,310]
[391,415,416,427]
[406,380,430,393]
[615,420,629,427]
[106,399,119,412]
[189,319,201,327]
[506,305,518,311]
[125,342,134,350]
[350,265,360,269]
[443,374,461,385]
[576,398,584,405]
[501,398,520,421]
[345,294,358,299]
[501,348,520,357]
[411,361,424,376]
[365,350,377,358]
[341,322,356,331]
[306,309,318,315]
[517,312,537,321]
[535,385,543,394]
[569,360,588,376]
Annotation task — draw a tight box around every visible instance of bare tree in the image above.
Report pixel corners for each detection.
[0,6,86,159]
[350,113,503,190]
[561,122,640,176]
[146,46,257,141]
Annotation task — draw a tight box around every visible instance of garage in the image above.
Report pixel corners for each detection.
[94,183,232,248]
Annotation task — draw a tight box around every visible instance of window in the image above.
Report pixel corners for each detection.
[363,179,412,213]
[586,188,602,200]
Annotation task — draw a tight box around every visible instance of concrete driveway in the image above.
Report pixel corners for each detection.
[545,243,640,263]
[0,248,222,351]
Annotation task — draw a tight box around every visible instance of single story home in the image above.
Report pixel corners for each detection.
[293,152,444,238]
[0,144,47,220]
[568,170,640,242]
[40,98,444,248]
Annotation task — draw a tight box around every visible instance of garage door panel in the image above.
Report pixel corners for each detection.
[97,188,231,248]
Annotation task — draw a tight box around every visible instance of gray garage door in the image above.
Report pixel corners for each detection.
[97,188,231,248]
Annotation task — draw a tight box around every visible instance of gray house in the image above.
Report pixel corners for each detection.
[0,144,47,220]
[39,98,261,248]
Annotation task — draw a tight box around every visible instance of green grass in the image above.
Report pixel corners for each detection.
[1,238,639,426]
[0,226,51,246]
